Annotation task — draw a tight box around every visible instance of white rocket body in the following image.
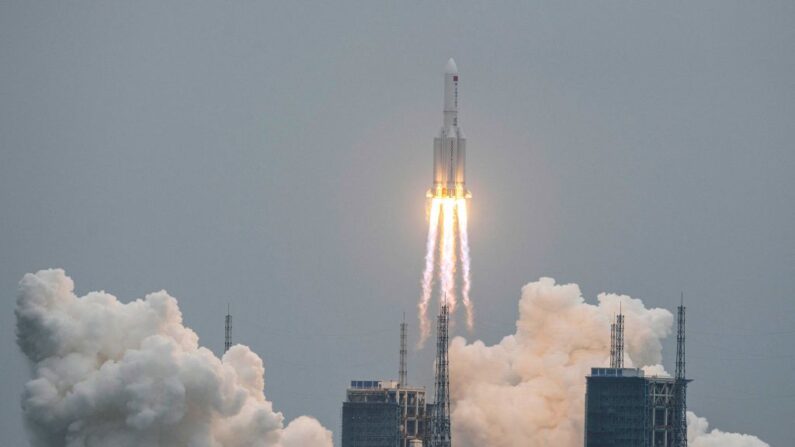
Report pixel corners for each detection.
[431,58,470,199]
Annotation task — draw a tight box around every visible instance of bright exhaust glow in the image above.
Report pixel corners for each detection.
[418,196,474,346]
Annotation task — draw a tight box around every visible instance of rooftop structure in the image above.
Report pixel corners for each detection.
[609,310,625,369]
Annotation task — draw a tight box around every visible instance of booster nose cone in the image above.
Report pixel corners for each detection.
[445,58,458,75]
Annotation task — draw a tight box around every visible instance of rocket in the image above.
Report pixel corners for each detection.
[429,58,471,199]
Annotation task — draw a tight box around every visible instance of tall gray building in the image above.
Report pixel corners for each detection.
[341,380,427,447]
[585,367,649,446]
[342,380,400,447]
[584,367,679,447]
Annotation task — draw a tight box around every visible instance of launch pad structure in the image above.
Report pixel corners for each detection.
[585,301,690,447]
[673,298,689,447]
[430,303,451,447]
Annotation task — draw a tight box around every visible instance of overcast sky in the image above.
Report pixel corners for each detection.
[1,1,793,445]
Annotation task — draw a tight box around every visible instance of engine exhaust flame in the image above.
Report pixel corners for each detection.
[418,196,474,345]
[418,199,442,346]
[456,198,474,330]
[440,199,458,311]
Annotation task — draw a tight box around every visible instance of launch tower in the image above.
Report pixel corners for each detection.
[674,296,689,447]
[431,302,451,447]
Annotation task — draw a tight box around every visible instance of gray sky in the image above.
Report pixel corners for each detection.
[1,1,793,445]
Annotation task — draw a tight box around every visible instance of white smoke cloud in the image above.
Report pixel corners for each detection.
[15,269,333,447]
[688,412,769,447]
[449,277,769,447]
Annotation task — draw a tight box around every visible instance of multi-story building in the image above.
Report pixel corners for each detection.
[341,380,427,447]
[584,367,678,447]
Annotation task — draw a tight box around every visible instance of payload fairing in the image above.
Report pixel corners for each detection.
[429,58,471,199]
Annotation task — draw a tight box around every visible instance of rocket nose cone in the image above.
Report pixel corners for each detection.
[445,58,458,75]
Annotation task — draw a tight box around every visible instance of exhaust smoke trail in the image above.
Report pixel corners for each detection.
[418,197,473,345]
[456,198,474,330]
[419,198,442,346]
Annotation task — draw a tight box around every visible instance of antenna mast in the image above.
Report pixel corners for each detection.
[609,319,617,368]
[224,304,232,353]
[399,313,407,388]
[609,304,625,369]
[615,310,625,369]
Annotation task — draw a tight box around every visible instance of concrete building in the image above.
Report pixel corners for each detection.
[585,368,649,446]
[584,368,678,447]
[342,381,400,447]
[396,385,428,447]
[341,380,427,447]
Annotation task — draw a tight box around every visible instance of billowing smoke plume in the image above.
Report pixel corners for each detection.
[15,269,333,447]
[688,413,769,447]
[449,277,769,447]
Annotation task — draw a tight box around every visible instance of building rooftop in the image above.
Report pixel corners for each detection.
[349,380,397,390]
[348,380,425,391]
[589,367,645,378]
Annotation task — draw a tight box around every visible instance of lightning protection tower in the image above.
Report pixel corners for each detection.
[615,311,625,369]
[609,320,617,368]
[431,301,451,447]
[399,314,408,388]
[224,304,232,353]
[674,294,689,447]
[609,306,625,369]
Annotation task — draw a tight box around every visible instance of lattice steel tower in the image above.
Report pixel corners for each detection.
[609,320,617,368]
[431,301,451,447]
[399,314,408,388]
[615,312,625,368]
[609,306,625,369]
[674,295,689,447]
[224,304,232,353]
